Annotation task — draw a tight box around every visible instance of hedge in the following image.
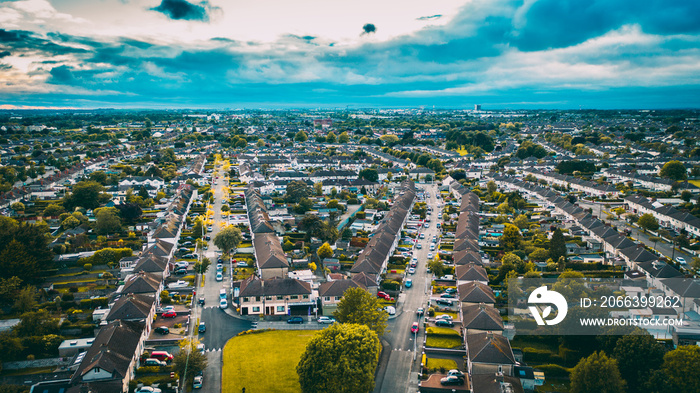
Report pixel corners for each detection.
[522,347,562,363]
[534,364,570,377]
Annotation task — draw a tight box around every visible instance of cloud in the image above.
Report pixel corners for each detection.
[417,15,442,21]
[150,0,219,22]
[361,23,376,35]
[48,65,75,84]
[0,51,10,58]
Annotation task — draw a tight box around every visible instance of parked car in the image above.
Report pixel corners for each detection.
[440,375,464,386]
[198,297,205,305]
[405,279,413,288]
[161,310,177,318]
[676,256,687,264]
[154,326,170,335]
[408,267,416,274]
[149,351,174,362]
[377,291,391,300]
[198,322,206,333]
[318,316,336,324]
[440,293,455,299]
[193,375,203,389]
[135,387,162,393]
[216,272,223,281]
[173,268,188,276]
[237,261,248,267]
[416,243,422,249]
[411,322,419,333]
[174,261,189,269]
[447,369,465,378]
[435,319,454,327]
[444,288,457,294]
[144,358,167,367]
[204,235,211,241]
[435,314,454,321]
[383,306,396,315]
[416,307,424,316]
[219,299,228,309]
[427,252,434,259]
[216,263,223,271]
[287,316,304,324]
[419,233,425,239]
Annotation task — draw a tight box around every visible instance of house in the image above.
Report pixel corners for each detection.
[318,279,363,316]
[237,276,314,316]
[461,304,504,335]
[459,282,496,306]
[105,294,156,331]
[254,232,289,280]
[69,320,147,393]
[471,373,525,393]
[119,272,162,295]
[466,332,516,376]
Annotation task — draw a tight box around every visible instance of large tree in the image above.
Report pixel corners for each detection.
[549,227,567,262]
[499,224,521,251]
[295,131,308,142]
[286,180,313,203]
[172,339,208,383]
[63,180,110,210]
[95,207,122,235]
[297,323,381,393]
[316,242,334,260]
[115,202,143,224]
[213,226,243,255]
[338,131,350,143]
[570,351,626,393]
[637,213,659,231]
[0,218,53,282]
[333,287,387,336]
[358,168,378,183]
[612,333,665,393]
[659,160,687,181]
[662,345,700,392]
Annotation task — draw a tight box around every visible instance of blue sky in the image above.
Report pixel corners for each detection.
[1,0,699,109]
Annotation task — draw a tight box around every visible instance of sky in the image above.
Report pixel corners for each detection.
[1,0,699,109]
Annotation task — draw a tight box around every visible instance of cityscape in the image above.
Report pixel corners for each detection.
[1,1,700,393]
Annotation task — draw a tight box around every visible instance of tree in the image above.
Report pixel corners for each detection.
[681,190,692,202]
[61,215,81,229]
[428,259,445,278]
[191,218,205,239]
[317,242,334,260]
[570,351,626,393]
[529,247,549,261]
[637,213,659,231]
[487,180,497,194]
[326,132,337,143]
[662,346,700,392]
[500,224,521,251]
[213,226,243,255]
[63,180,110,210]
[43,203,65,217]
[297,323,381,393]
[449,169,466,181]
[138,185,150,200]
[338,131,350,143]
[341,227,353,240]
[358,168,378,182]
[333,287,388,336]
[549,228,567,262]
[95,207,122,235]
[513,214,529,229]
[173,339,208,383]
[612,334,665,393]
[286,180,313,203]
[12,286,36,313]
[295,131,308,142]
[659,160,687,181]
[194,257,211,274]
[256,139,265,147]
[10,202,24,212]
[294,197,315,214]
[379,134,399,144]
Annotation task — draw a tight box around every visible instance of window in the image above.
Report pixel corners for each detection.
[335,296,340,301]
[303,295,309,299]
[266,296,272,301]
[255,296,261,302]
[243,297,249,303]
[324,296,330,301]
[290,295,298,300]
[253,306,260,312]
[276,306,285,312]
[277,295,284,300]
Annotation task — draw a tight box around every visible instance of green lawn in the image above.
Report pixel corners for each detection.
[426,326,460,336]
[425,336,463,349]
[425,358,458,371]
[223,330,316,393]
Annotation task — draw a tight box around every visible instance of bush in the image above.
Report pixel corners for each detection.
[381,280,401,291]
[522,347,560,363]
[83,263,93,271]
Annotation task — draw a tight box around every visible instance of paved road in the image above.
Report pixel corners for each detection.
[376,183,440,393]
[191,159,252,393]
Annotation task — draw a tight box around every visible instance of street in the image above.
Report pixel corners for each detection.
[376,183,441,393]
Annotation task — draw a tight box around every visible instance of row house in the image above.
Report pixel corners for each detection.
[237,276,314,316]
[626,194,700,238]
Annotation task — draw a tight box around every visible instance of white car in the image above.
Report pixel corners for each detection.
[317,316,336,324]
[216,272,223,281]
[676,257,687,265]
[408,267,416,274]
[219,299,228,309]
[135,387,162,393]
[427,253,434,259]
[174,261,189,269]
[193,375,203,389]
[383,306,396,315]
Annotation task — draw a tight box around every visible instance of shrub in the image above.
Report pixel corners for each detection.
[83,263,93,271]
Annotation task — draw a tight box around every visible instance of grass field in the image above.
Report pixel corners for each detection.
[222,330,316,393]
[425,358,458,371]
[425,335,463,349]
[689,180,700,188]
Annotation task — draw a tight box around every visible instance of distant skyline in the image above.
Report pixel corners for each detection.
[1,0,699,109]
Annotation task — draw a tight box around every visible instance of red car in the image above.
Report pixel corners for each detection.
[377,291,391,300]
[161,310,177,318]
[411,322,419,333]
